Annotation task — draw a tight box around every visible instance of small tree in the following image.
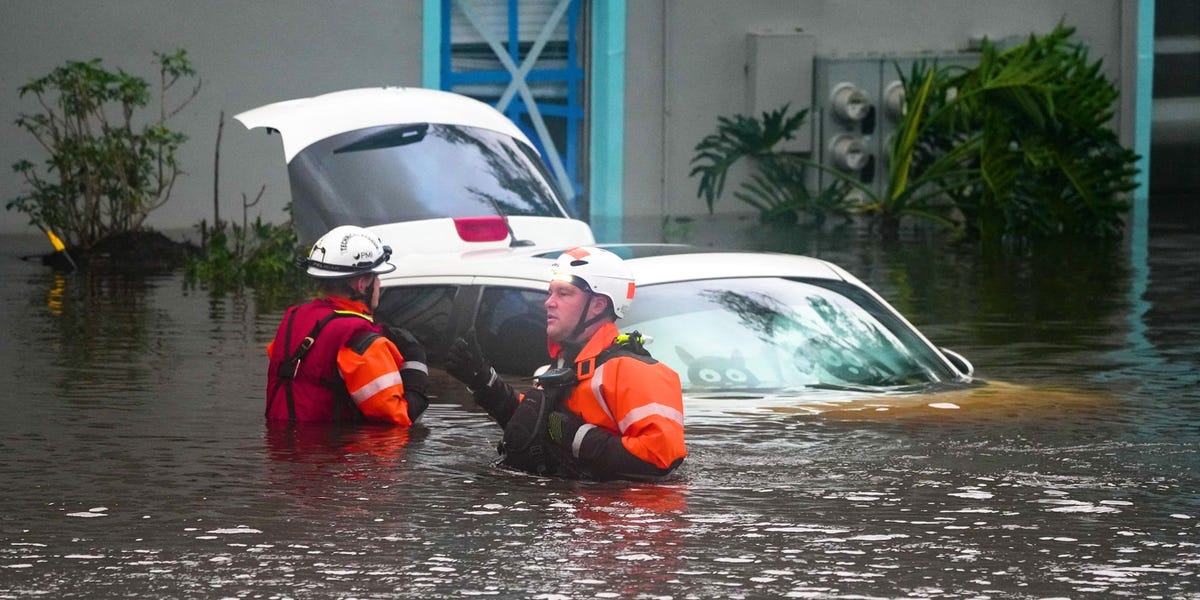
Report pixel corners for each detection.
[7,49,201,250]
[184,110,312,310]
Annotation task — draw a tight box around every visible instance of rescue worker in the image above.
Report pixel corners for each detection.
[445,246,686,480]
[266,225,428,425]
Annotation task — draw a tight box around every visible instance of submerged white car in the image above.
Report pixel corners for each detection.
[236,87,975,401]
[372,243,976,395]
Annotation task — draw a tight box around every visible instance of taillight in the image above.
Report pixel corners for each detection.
[453,216,510,242]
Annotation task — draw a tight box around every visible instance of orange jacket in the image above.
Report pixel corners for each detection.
[550,322,687,471]
[266,296,418,425]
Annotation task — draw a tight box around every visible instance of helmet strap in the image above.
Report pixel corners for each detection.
[565,292,610,344]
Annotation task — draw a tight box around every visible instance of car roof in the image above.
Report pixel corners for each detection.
[381,244,852,288]
[366,217,594,257]
[630,250,848,285]
[234,87,535,163]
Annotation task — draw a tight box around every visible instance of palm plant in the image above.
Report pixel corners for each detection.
[928,24,1138,242]
[818,24,1136,242]
[789,59,980,240]
[690,24,1136,243]
[690,106,851,224]
[736,153,852,225]
[868,60,980,238]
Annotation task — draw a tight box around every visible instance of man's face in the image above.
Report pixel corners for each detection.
[545,280,591,342]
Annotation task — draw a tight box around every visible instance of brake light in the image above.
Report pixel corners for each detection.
[453,216,510,242]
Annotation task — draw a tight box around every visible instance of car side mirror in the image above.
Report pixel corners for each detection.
[939,348,974,378]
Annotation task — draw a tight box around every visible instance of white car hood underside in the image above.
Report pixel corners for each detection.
[233,87,535,163]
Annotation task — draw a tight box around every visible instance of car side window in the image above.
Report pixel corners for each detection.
[475,287,550,377]
[376,285,458,359]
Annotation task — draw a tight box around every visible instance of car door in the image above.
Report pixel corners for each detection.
[377,282,550,377]
[470,285,551,377]
[375,283,462,364]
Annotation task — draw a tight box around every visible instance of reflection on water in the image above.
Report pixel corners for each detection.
[0,219,1197,598]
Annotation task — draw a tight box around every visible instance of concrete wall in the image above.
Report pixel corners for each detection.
[0,0,424,235]
[1,0,1133,235]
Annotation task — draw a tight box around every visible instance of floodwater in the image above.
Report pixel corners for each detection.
[0,214,1197,599]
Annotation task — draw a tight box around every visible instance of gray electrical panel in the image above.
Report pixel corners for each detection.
[812,52,980,201]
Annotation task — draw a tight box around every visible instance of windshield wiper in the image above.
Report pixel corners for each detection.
[481,194,534,247]
[334,123,429,154]
[793,383,882,393]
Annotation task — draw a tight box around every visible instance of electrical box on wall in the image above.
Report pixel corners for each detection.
[812,52,979,201]
[812,56,881,203]
[745,31,815,154]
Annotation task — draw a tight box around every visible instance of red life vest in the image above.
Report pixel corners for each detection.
[266,297,380,422]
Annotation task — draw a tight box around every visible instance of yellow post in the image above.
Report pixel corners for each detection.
[46,229,66,252]
[40,226,77,272]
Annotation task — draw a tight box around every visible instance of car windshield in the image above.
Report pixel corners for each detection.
[287,123,569,241]
[624,277,958,392]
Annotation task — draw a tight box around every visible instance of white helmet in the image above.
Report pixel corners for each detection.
[550,247,635,318]
[302,225,396,278]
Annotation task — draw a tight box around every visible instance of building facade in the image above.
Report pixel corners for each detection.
[0,1,1174,241]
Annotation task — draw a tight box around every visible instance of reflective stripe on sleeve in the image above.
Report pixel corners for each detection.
[571,423,598,458]
[399,360,428,373]
[589,363,616,424]
[350,371,404,405]
[617,402,685,433]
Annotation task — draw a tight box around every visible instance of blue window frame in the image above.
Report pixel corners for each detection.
[438,0,585,213]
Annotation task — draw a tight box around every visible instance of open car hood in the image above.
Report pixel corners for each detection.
[234,87,594,251]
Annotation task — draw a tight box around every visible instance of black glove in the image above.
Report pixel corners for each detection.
[499,389,557,476]
[444,328,495,391]
[385,326,428,395]
[501,389,545,453]
[546,408,587,449]
[384,326,426,364]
